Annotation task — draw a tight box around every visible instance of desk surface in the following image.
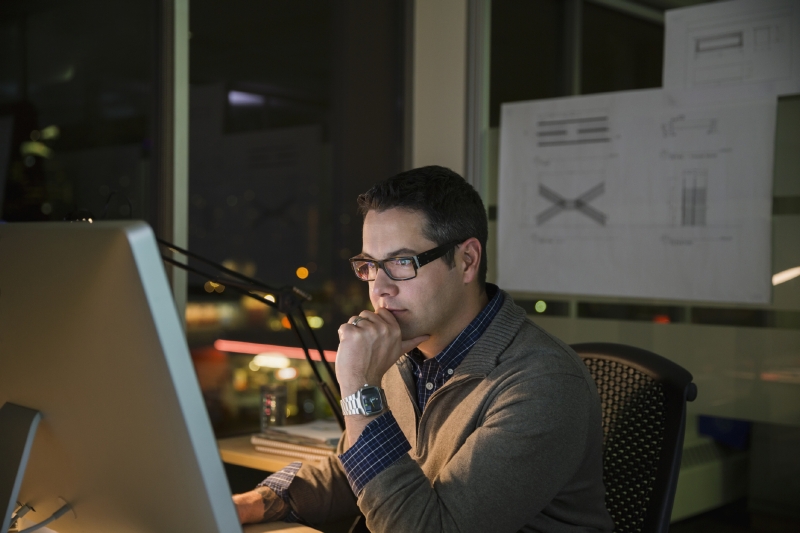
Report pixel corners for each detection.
[218,435,331,472]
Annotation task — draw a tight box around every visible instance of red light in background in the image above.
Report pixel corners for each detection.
[214,339,337,362]
[653,314,671,324]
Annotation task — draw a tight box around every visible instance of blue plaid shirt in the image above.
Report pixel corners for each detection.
[406,285,503,413]
[260,284,504,512]
[339,285,503,494]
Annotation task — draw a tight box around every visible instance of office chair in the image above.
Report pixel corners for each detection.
[571,342,697,533]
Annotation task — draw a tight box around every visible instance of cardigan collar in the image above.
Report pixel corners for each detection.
[397,286,527,380]
[449,287,526,377]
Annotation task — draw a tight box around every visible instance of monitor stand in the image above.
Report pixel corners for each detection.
[0,402,41,533]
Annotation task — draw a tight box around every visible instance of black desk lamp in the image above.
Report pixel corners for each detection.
[157,238,345,430]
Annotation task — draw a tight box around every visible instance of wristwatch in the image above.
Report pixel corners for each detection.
[340,385,387,417]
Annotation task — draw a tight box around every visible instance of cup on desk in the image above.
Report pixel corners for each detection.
[260,384,287,431]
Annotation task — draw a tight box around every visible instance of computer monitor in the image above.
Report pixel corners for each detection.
[0,221,243,532]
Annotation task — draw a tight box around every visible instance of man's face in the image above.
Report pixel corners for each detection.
[360,208,464,343]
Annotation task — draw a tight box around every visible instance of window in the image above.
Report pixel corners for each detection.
[186,1,407,434]
[0,0,157,224]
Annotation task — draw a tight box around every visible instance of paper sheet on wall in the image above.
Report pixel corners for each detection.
[664,0,800,98]
[497,88,776,303]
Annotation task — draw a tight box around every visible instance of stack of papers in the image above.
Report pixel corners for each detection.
[250,420,342,463]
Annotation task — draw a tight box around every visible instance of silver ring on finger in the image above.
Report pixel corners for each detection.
[351,316,366,326]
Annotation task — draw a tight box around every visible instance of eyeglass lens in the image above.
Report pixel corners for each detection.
[352,258,416,281]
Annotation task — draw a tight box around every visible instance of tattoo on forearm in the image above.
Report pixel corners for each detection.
[255,486,287,522]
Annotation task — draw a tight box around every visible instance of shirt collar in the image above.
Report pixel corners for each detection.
[407,283,504,372]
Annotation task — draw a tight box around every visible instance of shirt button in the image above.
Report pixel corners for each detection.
[425,382,434,390]
[447,369,454,375]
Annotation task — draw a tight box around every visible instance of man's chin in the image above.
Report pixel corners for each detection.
[399,326,428,343]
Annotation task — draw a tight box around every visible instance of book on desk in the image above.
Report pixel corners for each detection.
[250,420,341,463]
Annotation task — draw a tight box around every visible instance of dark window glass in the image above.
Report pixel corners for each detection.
[581,3,663,95]
[187,1,406,434]
[0,1,156,223]
[490,0,564,127]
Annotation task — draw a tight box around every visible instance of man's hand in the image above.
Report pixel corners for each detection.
[336,308,429,396]
[336,308,428,446]
[232,486,288,524]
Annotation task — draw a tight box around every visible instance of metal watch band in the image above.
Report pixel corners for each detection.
[340,384,386,416]
[341,388,366,416]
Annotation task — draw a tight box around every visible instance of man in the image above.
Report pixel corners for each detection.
[234,166,614,532]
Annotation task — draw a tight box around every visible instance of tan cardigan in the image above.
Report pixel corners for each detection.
[287,291,614,533]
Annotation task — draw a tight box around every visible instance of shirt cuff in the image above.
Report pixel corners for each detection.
[338,411,411,495]
[258,461,302,523]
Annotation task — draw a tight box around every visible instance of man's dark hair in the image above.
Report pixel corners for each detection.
[357,165,488,289]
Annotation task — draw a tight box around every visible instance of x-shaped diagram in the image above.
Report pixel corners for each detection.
[536,182,607,226]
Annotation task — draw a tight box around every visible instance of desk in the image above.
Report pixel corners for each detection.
[218,435,329,472]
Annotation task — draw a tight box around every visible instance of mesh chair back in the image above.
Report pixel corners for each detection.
[572,343,697,533]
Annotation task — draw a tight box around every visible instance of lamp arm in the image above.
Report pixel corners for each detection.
[160,256,279,309]
[294,310,340,396]
[157,243,344,430]
[285,313,345,430]
[157,237,282,294]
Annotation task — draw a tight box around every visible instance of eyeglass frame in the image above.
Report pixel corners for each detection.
[348,240,462,281]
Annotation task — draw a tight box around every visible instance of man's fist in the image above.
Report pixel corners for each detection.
[232,486,288,524]
[336,308,429,395]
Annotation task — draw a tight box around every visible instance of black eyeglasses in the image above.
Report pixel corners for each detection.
[349,241,460,281]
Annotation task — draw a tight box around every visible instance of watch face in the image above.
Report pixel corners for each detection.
[360,386,384,415]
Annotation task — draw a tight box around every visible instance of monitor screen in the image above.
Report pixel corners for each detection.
[0,221,242,532]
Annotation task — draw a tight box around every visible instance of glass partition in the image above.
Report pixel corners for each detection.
[0,0,157,224]
[489,0,800,528]
[580,2,663,95]
[185,1,407,435]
